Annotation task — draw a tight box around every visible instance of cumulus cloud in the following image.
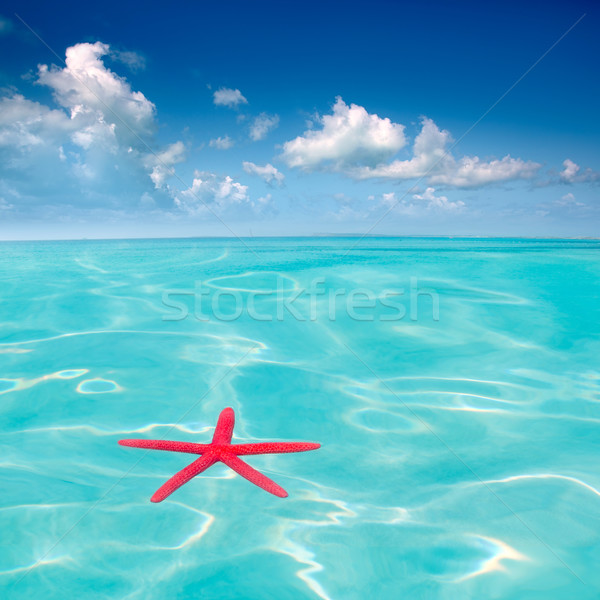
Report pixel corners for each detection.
[174,171,251,215]
[37,41,156,141]
[429,155,539,187]
[281,97,406,169]
[0,41,277,225]
[0,91,121,207]
[412,187,465,211]
[560,158,600,183]
[0,42,184,213]
[209,135,234,150]
[352,117,452,179]
[213,87,248,108]
[249,113,279,141]
[283,100,539,188]
[242,161,284,186]
[328,187,466,222]
[375,188,465,215]
[351,117,539,187]
[146,141,186,188]
[0,94,72,149]
[173,171,274,217]
[560,159,579,182]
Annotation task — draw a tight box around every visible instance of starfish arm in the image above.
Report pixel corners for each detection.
[151,453,218,503]
[219,452,288,498]
[212,407,235,444]
[230,442,321,456]
[118,439,211,454]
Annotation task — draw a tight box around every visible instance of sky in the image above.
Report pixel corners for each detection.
[0,0,598,239]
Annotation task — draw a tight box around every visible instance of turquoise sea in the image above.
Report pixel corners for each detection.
[1,237,599,599]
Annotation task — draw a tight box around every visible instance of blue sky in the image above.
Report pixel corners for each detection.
[0,0,598,239]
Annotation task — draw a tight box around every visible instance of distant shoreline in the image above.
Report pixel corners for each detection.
[1,235,600,243]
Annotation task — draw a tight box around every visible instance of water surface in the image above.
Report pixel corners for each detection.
[1,237,599,598]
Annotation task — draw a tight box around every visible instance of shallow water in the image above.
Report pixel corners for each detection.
[1,237,599,599]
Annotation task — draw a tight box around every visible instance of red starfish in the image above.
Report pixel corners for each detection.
[118,407,320,502]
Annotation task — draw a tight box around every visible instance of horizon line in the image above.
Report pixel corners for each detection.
[1,234,600,243]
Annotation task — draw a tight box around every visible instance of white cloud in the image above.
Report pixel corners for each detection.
[209,135,234,150]
[146,141,186,188]
[281,97,406,169]
[535,191,588,215]
[0,93,73,149]
[249,113,279,141]
[555,192,584,207]
[375,192,420,217]
[111,49,146,72]
[37,41,156,141]
[0,44,155,159]
[71,121,118,151]
[283,102,539,188]
[560,159,579,182]
[329,187,466,222]
[560,158,599,183]
[352,117,452,179]
[412,187,465,211]
[213,87,248,108]
[430,155,539,187]
[242,161,284,186]
[374,188,464,216]
[0,42,179,211]
[352,117,539,187]
[562,192,576,203]
[174,171,274,217]
[174,171,250,215]
[0,41,280,225]
[253,193,276,214]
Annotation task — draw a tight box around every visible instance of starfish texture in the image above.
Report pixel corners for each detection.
[118,407,320,502]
